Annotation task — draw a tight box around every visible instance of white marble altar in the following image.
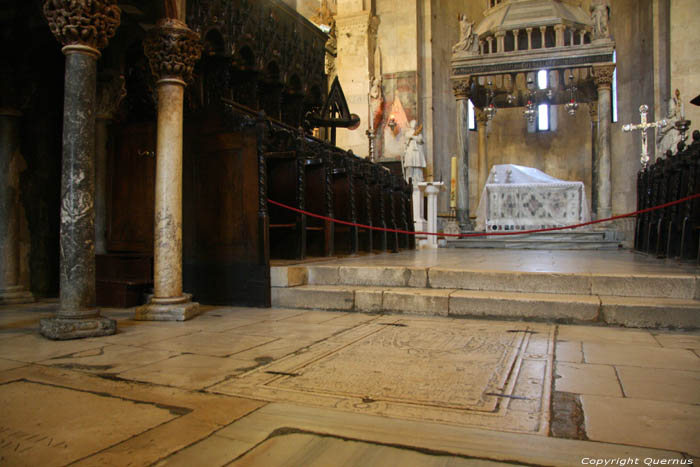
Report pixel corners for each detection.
[475,165,590,232]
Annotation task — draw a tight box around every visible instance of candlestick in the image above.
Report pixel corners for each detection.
[450,156,457,209]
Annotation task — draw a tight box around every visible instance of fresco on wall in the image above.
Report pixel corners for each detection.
[378,71,418,161]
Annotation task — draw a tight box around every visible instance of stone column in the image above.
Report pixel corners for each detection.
[425,184,440,248]
[486,37,494,54]
[495,31,505,53]
[479,40,485,55]
[95,73,126,255]
[513,30,520,51]
[526,28,533,50]
[539,26,547,48]
[475,108,490,201]
[554,24,566,47]
[589,102,599,215]
[40,0,120,340]
[135,18,202,321]
[593,64,615,220]
[0,109,34,305]
[452,79,471,230]
[579,30,586,45]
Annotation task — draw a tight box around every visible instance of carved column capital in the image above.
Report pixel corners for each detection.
[452,79,471,100]
[43,0,121,53]
[143,18,203,85]
[96,73,126,120]
[475,107,489,125]
[592,64,615,90]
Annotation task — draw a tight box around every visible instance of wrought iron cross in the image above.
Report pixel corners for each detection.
[622,105,667,167]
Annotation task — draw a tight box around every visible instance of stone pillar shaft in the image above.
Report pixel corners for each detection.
[513,30,520,51]
[135,17,202,321]
[40,0,120,339]
[95,118,108,255]
[453,79,471,230]
[495,32,505,53]
[526,28,533,50]
[475,109,489,199]
[540,26,547,48]
[593,65,615,219]
[0,112,33,304]
[590,102,599,214]
[554,24,566,47]
[153,81,184,298]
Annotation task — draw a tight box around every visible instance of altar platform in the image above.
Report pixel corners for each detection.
[271,248,700,329]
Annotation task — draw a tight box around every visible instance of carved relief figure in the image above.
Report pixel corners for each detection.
[452,14,476,54]
[403,120,426,183]
[591,0,610,40]
[657,89,683,157]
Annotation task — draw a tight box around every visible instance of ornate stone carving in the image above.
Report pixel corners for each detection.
[452,79,471,100]
[592,64,615,89]
[143,18,203,84]
[43,0,121,50]
[474,107,489,125]
[452,14,478,55]
[96,73,126,119]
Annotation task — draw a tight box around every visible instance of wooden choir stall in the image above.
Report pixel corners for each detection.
[97,0,414,310]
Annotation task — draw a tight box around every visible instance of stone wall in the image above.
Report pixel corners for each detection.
[670,0,700,130]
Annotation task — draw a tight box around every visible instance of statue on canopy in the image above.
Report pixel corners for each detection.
[452,14,477,55]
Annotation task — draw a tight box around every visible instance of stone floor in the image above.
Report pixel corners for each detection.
[1,300,698,466]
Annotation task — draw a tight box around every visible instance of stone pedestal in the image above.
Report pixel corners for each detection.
[135,18,202,322]
[0,111,33,305]
[40,0,120,340]
[593,64,615,220]
[412,184,426,233]
[452,79,471,230]
[417,182,445,249]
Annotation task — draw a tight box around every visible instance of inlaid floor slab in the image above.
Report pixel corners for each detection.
[210,318,555,434]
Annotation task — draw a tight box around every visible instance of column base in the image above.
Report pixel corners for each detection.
[40,315,116,340]
[597,207,612,220]
[0,286,35,305]
[134,294,200,322]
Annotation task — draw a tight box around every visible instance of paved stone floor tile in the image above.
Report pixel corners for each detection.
[583,342,700,370]
[0,333,103,362]
[581,394,700,456]
[616,365,700,404]
[0,357,27,372]
[555,341,583,363]
[117,354,257,390]
[555,362,622,396]
[558,325,658,346]
[144,331,277,357]
[40,344,177,374]
[653,332,700,349]
[276,310,350,324]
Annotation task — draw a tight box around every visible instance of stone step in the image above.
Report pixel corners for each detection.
[446,240,622,250]
[296,265,698,300]
[270,285,700,328]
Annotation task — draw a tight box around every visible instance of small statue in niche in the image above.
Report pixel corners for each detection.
[403,120,427,183]
[591,0,610,40]
[452,14,477,55]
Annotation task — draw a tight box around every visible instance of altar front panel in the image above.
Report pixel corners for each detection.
[485,182,589,231]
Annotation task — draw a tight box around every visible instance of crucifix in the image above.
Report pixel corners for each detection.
[622,105,667,167]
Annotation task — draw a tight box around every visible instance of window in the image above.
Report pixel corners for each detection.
[468,99,476,130]
[537,70,550,131]
[612,50,618,123]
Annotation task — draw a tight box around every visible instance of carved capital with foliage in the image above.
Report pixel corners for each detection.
[143,18,203,85]
[43,0,120,51]
[452,79,471,100]
[592,64,615,90]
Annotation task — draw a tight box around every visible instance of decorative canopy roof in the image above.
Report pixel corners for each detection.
[476,0,592,37]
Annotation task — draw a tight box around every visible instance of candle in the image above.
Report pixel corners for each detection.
[450,156,457,209]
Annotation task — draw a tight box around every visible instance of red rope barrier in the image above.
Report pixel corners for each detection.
[267,193,700,238]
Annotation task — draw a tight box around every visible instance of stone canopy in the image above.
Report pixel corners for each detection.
[475,0,592,37]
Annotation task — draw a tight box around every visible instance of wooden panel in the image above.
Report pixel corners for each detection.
[183,115,270,307]
[108,122,156,253]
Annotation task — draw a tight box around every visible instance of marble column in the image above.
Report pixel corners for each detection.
[495,31,505,53]
[539,26,547,48]
[452,79,472,230]
[40,0,120,340]
[593,64,615,220]
[486,37,494,54]
[513,30,520,51]
[0,109,34,305]
[475,108,490,201]
[135,18,202,322]
[589,102,599,217]
[95,73,126,255]
[526,28,533,50]
[554,24,566,47]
